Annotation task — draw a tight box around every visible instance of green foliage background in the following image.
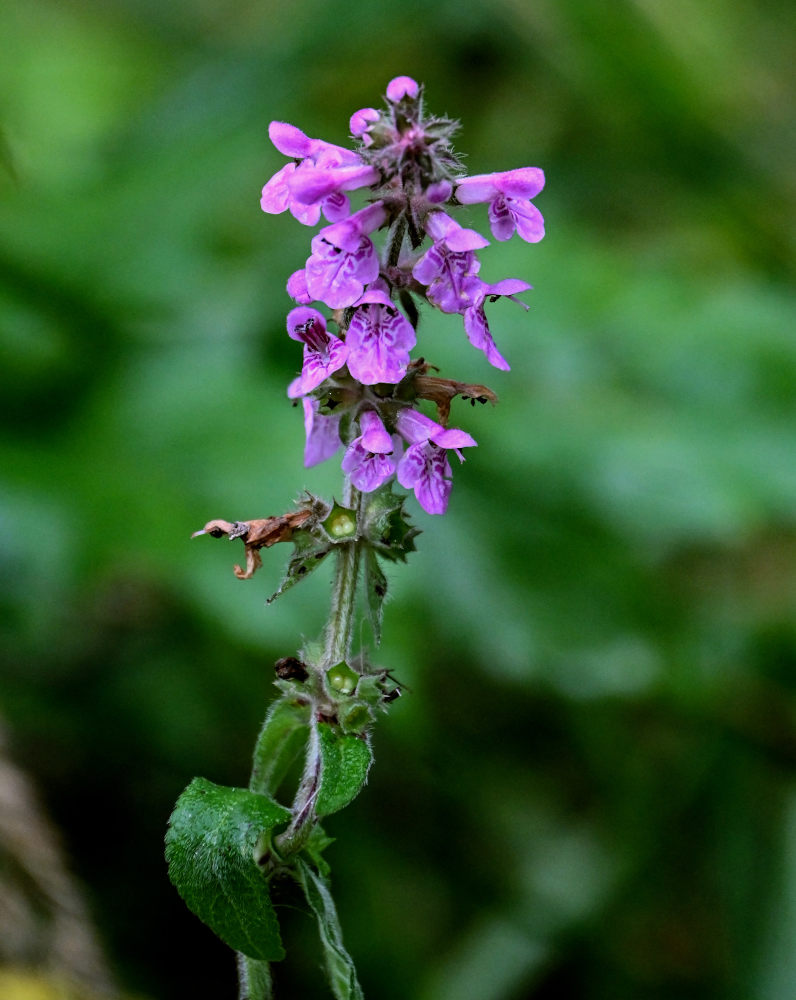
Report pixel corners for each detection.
[1,0,794,997]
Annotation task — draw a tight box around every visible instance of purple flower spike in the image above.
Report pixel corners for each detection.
[455,167,545,243]
[302,398,342,468]
[386,76,419,102]
[461,277,532,371]
[341,410,396,492]
[346,283,417,384]
[285,307,348,398]
[305,203,387,309]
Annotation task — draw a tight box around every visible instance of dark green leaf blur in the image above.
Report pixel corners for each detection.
[1,1,794,998]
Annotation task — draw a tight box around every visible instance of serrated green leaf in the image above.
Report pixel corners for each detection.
[165,777,291,960]
[249,695,311,797]
[294,859,365,1000]
[365,547,387,645]
[361,485,419,562]
[267,533,332,604]
[315,723,372,818]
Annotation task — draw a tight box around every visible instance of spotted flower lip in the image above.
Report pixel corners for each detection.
[285,306,348,398]
[345,281,416,385]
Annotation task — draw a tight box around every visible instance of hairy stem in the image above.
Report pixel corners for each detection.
[272,481,363,861]
[237,954,273,1000]
[323,483,363,667]
[386,214,407,268]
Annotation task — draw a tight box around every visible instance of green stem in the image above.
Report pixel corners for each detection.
[272,481,363,861]
[323,483,362,667]
[240,481,364,997]
[237,954,273,1000]
[386,214,407,268]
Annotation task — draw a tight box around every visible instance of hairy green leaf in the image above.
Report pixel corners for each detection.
[165,777,291,960]
[315,723,372,818]
[249,695,311,797]
[294,859,365,1000]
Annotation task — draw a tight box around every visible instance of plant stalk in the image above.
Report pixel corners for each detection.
[323,482,363,667]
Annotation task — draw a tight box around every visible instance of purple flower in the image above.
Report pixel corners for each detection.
[346,282,416,385]
[396,408,477,453]
[288,162,380,210]
[460,276,532,371]
[285,307,348,398]
[302,397,342,468]
[286,268,312,304]
[305,203,387,309]
[350,107,380,142]
[341,410,398,492]
[455,167,545,243]
[386,76,419,102]
[412,243,480,314]
[395,408,477,515]
[411,211,488,313]
[261,121,375,226]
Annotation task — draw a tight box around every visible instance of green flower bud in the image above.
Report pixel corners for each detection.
[338,701,373,735]
[325,661,359,695]
[324,504,357,540]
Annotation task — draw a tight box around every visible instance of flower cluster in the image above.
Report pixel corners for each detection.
[261,76,544,514]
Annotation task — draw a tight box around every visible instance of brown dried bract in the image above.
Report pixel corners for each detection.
[412,370,498,424]
[191,509,314,579]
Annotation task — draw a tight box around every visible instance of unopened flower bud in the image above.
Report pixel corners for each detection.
[386,76,419,102]
[326,661,359,695]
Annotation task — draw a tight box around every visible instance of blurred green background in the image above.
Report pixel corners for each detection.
[1,0,795,997]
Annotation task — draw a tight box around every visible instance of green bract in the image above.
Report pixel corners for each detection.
[315,723,373,817]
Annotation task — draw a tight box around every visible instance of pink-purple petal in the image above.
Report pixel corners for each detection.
[346,301,416,385]
[386,76,419,101]
[511,200,545,243]
[302,398,342,467]
[268,121,312,158]
[359,410,394,453]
